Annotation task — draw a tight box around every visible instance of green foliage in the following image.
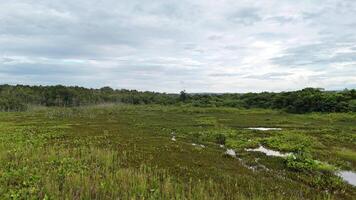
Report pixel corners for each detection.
[0,84,178,111]
[179,90,188,102]
[286,151,335,172]
[195,116,218,126]
[214,133,226,145]
[0,96,27,111]
[0,84,355,113]
[0,110,309,200]
[0,104,355,199]
[264,133,313,152]
[349,99,356,112]
[311,173,345,192]
[0,167,43,199]
[226,138,260,149]
[188,130,227,145]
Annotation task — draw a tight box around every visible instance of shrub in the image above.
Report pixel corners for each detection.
[286,151,335,172]
[214,133,226,145]
[0,97,27,111]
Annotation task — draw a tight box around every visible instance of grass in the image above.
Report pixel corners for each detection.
[0,104,355,199]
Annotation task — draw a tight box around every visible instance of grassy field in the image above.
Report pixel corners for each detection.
[0,104,355,199]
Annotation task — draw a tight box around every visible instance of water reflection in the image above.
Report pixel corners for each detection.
[246,146,292,157]
[337,171,356,186]
[247,127,282,131]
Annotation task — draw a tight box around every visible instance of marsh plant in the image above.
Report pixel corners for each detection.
[0,105,355,199]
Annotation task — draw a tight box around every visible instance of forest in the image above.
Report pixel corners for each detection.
[0,84,355,113]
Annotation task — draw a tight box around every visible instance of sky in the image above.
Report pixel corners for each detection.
[0,0,356,93]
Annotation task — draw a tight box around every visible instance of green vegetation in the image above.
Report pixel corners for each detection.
[0,105,355,199]
[0,84,355,113]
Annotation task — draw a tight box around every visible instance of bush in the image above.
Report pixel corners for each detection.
[214,133,226,145]
[264,133,312,152]
[0,97,27,111]
[349,99,356,112]
[286,151,335,172]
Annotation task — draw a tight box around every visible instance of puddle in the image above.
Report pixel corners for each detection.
[246,127,282,131]
[337,171,356,186]
[222,147,270,172]
[246,146,292,158]
[225,149,236,157]
[192,143,205,148]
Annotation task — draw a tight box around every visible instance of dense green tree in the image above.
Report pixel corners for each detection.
[179,90,188,102]
[0,84,355,113]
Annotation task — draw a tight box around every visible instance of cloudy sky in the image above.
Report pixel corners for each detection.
[1,0,356,92]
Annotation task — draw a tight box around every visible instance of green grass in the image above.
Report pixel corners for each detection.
[0,104,355,199]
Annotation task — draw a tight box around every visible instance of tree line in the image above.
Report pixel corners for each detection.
[0,84,355,113]
[185,88,356,113]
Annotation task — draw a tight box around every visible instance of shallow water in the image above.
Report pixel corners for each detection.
[192,143,205,148]
[337,171,356,186]
[246,146,292,157]
[247,127,282,131]
[225,149,236,157]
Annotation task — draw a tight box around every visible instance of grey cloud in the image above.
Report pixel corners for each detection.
[271,37,356,68]
[0,1,191,60]
[0,0,355,92]
[267,16,296,24]
[302,11,322,21]
[228,7,262,26]
[0,63,89,76]
[209,73,241,77]
[207,35,223,41]
[331,52,356,63]
[243,72,293,80]
[253,32,289,40]
[224,45,240,51]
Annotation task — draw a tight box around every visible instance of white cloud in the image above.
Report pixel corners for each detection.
[0,0,355,92]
